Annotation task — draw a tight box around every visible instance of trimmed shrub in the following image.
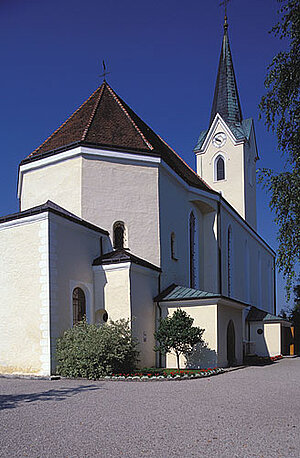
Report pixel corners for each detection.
[56,319,139,379]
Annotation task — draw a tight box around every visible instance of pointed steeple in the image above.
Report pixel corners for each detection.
[209,19,243,125]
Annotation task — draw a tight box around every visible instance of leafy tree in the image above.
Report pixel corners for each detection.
[258,0,300,297]
[290,283,300,353]
[56,318,139,379]
[154,309,204,369]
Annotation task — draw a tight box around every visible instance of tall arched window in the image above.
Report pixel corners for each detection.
[245,240,250,303]
[189,212,196,288]
[171,232,177,260]
[258,251,262,307]
[113,221,125,249]
[73,287,86,325]
[215,156,225,181]
[227,226,232,297]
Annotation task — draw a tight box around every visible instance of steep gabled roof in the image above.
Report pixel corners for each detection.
[24,81,212,193]
[210,23,242,126]
[194,22,251,154]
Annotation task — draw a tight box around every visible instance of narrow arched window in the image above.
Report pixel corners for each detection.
[258,251,262,306]
[113,221,125,249]
[189,212,196,288]
[171,232,177,260]
[216,156,225,181]
[227,226,232,297]
[73,287,86,325]
[245,240,250,303]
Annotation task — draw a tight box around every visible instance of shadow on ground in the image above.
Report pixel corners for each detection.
[0,384,102,411]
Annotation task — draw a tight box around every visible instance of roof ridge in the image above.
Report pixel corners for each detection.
[29,84,103,157]
[157,134,213,190]
[105,83,154,151]
[81,83,106,141]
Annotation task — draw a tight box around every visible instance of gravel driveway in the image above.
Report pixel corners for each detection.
[1,358,299,458]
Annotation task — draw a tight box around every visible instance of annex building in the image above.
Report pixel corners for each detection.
[0,19,290,376]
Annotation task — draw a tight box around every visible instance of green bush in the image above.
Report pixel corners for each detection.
[56,319,139,379]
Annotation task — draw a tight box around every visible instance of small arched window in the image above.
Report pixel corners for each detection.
[73,287,86,325]
[113,221,125,249]
[216,156,225,181]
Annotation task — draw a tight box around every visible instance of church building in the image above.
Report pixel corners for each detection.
[0,18,290,376]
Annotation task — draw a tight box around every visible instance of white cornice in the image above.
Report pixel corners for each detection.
[18,146,161,198]
[17,144,274,256]
[0,212,48,231]
[93,262,131,272]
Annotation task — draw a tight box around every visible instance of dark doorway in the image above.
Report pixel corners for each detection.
[227,320,236,366]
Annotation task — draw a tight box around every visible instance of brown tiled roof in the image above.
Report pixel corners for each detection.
[24,81,213,192]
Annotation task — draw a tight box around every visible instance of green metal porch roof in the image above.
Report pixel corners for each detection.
[154,284,216,302]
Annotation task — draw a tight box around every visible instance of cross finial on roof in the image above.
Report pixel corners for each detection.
[100,60,110,82]
[220,0,231,30]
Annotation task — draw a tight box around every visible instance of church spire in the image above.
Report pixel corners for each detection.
[209,17,243,126]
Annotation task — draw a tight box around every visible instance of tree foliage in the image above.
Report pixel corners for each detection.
[56,319,139,379]
[290,284,300,338]
[258,0,300,296]
[154,309,204,369]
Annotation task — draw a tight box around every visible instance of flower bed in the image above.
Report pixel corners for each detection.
[106,367,223,381]
[270,355,283,362]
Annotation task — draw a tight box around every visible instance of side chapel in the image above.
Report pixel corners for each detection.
[0,17,291,376]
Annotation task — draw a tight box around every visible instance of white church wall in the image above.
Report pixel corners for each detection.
[48,212,105,372]
[220,205,275,313]
[202,210,219,293]
[196,117,246,220]
[81,153,160,267]
[130,264,159,367]
[217,303,244,367]
[0,214,50,376]
[158,167,209,291]
[96,262,158,368]
[264,323,281,356]
[20,155,82,216]
[244,128,257,229]
[162,302,218,369]
[249,321,281,357]
[101,263,131,322]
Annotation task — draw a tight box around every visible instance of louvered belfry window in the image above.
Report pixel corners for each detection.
[73,287,86,325]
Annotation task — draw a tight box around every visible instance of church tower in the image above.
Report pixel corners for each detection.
[194,15,258,229]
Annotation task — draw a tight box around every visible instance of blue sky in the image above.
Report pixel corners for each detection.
[0,0,293,310]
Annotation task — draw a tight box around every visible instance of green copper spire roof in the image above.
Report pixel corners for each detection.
[193,20,254,153]
[209,22,243,125]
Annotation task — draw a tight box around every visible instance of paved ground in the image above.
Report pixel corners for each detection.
[0,358,299,458]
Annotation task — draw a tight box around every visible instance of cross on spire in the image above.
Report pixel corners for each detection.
[100,60,110,82]
[220,0,231,30]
